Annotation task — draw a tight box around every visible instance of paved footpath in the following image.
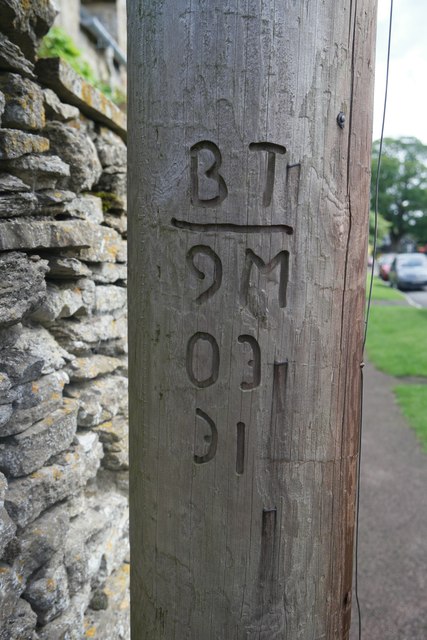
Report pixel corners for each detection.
[350,362,427,640]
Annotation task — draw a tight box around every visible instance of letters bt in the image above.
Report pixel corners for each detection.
[190,140,286,207]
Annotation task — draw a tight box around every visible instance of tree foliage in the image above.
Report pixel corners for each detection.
[38,27,126,106]
[369,209,390,247]
[371,137,427,248]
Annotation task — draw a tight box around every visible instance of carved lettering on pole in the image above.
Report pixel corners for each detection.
[172,218,293,235]
[190,141,228,207]
[270,361,290,461]
[260,508,277,583]
[236,421,246,475]
[194,408,218,464]
[187,245,222,304]
[249,142,287,206]
[183,140,292,469]
[241,249,290,309]
[237,335,261,390]
[186,332,220,388]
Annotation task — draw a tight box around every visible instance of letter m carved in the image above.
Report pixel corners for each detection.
[240,249,289,308]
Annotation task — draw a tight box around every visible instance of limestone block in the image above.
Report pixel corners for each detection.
[0,373,11,401]
[62,194,104,224]
[43,88,79,122]
[0,328,69,392]
[13,505,69,581]
[65,374,128,428]
[85,493,129,581]
[94,128,126,168]
[66,354,125,382]
[93,189,125,214]
[44,122,102,192]
[36,57,126,140]
[65,490,87,521]
[0,90,4,124]
[46,256,91,280]
[37,583,90,640]
[1,370,69,437]
[90,262,127,284]
[0,218,125,266]
[36,188,75,212]
[0,73,45,130]
[96,337,128,358]
[0,472,16,557]
[64,536,89,598]
[2,153,70,190]
[12,325,72,376]
[0,350,45,388]
[0,129,49,160]
[0,192,38,217]
[104,211,127,235]
[65,492,128,588]
[30,279,96,324]
[0,399,78,477]
[0,218,104,252]
[0,506,15,557]
[0,172,30,192]
[24,561,70,625]
[0,33,35,78]
[76,225,126,263]
[95,166,126,198]
[95,285,127,314]
[51,313,127,356]
[5,432,102,528]
[84,563,130,640]
[0,563,22,628]
[0,405,13,429]
[96,468,129,495]
[0,324,22,349]
[0,252,47,327]
[0,0,57,60]
[94,416,128,471]
[0,598,38,640]
[64,508,109,587]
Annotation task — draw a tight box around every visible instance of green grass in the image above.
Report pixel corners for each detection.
[365,285,427,453]
[366,306,427,377]
[366,276,406,302]
[394,385,427,451]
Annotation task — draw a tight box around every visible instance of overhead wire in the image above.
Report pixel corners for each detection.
[355,1,394,638]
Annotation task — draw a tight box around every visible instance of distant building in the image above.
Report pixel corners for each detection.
[54,0,127,97]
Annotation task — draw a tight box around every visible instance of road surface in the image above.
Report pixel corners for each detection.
[404,288,427,308]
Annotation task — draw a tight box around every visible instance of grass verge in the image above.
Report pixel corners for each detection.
[366,276,406,302]
[366,306,427,377]
[394,385,427,452]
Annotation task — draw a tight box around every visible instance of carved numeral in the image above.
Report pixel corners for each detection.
[194,408,218,464]
[187,245,222,304]
[269,361,289,461]
[190,141,228,207]
[236,422,246,475]
[186,332,220,388]
[260,508,277,582]
[238,335,261,390]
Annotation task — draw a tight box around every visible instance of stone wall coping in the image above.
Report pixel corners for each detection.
[35,57,127,141]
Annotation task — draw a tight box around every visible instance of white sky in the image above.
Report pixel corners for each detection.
[373,0,427,143]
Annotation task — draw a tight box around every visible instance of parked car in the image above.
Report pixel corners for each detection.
[378,253,396,281]
[389,253,427,290]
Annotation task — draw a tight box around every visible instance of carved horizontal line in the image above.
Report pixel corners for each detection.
[171,218,293,235]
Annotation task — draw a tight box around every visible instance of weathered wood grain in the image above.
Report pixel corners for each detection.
[128,1,377,638]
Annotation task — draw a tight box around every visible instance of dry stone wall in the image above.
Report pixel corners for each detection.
[0,2,129,638]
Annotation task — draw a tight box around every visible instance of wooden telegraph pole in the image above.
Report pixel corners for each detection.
[128,1,377,638]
